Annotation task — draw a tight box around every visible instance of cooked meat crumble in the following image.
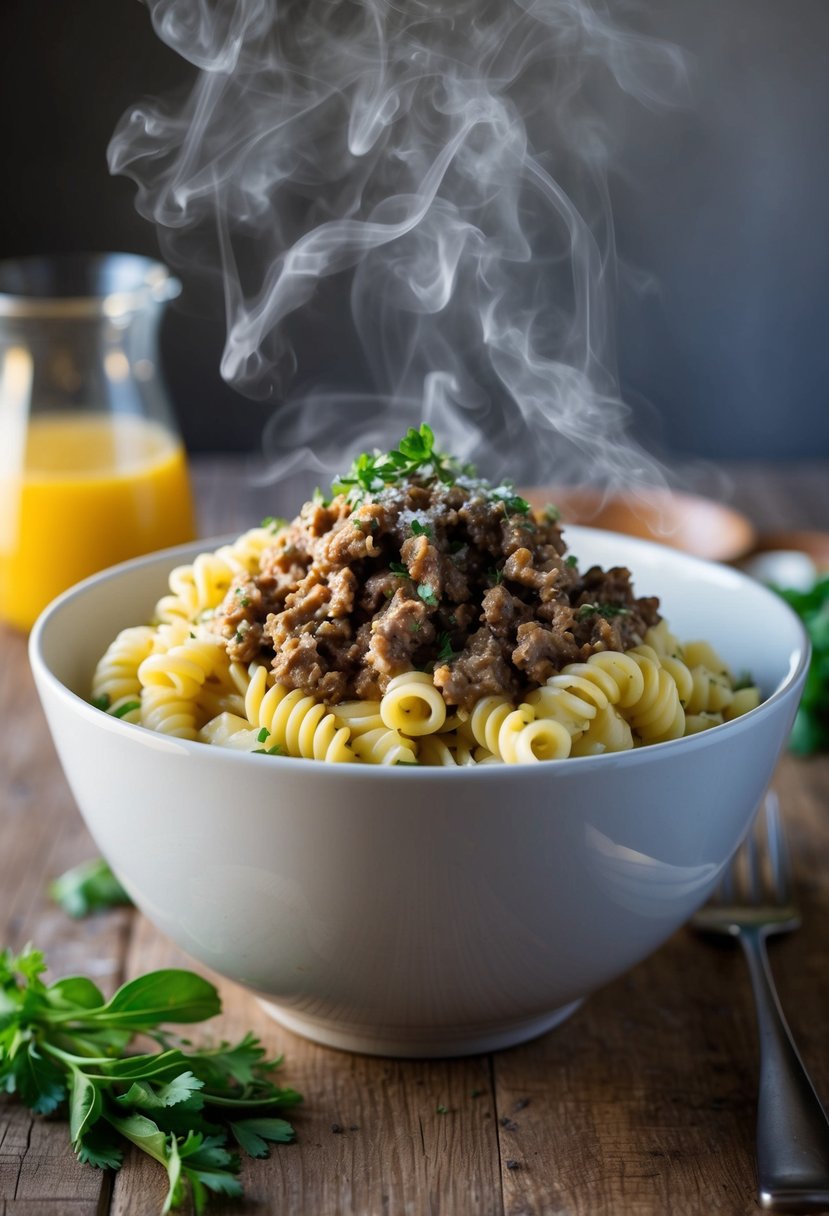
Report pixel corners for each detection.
[212,470,661,712]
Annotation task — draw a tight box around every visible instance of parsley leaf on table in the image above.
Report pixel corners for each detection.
[0,946,302,1214]
[49,857,133,918]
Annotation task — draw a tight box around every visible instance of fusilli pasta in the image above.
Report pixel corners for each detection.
[90,524,761,765]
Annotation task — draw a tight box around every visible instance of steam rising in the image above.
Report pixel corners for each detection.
[110,0,686,491]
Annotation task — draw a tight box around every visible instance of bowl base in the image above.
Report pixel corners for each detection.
[257,998,584,1058]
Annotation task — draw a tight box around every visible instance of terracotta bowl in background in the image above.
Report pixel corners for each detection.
[521,486,757,564]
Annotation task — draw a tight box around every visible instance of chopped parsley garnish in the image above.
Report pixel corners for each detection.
[417,583,438,608]
[92,695,139,719]
[499,493,531,515]
[390,561,409,577]
[354,515,378,532]
[576,602,632,621]
[259,515,286,533]
[487,567,504,585]
[436,632,456,663]
[565,555,578,568]
[257,727,270,743]
[544,503,561,523]
[411,519,432,538]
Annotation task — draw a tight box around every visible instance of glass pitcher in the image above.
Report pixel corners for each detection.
[0,253,197,631]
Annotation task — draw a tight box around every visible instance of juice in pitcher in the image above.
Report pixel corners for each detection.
[0,411,196,631]
[0,252,196,632]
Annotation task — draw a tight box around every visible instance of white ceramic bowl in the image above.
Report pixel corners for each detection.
[30,528,809,1058]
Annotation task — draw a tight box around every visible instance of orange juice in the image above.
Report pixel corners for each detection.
[0,412,196,631]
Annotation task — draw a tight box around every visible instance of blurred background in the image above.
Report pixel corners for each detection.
[2,0,828,459]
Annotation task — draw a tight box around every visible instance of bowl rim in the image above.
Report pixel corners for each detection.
[29,527,811,779]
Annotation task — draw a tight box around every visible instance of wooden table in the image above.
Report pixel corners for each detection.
[2,457,828,1216]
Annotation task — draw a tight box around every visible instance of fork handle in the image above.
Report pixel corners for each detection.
[740,926,829,1212]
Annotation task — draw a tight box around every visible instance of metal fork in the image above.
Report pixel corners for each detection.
[692,790,829,1212]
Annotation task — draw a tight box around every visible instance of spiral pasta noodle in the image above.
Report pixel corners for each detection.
[579,651,646,709]
[351,727,417,766]
[625,648,686,743]
[464,697,567,763]
[380,672,447,736]
[240,663,354,762]
[140,685,203,740]
[527,675,606,736]
[417,735,458,766]
[91,625,156,722]
[528,667,635,757]
[570,705,633,757]
[331,701,384,736]
[138,636,228,699]
[154,526,277,624]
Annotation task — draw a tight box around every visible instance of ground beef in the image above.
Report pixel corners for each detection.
[212,475,661,711]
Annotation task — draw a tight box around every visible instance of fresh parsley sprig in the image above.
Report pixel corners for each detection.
[329,423,539,529]
[0,946,301,1214]
[331,424,460,504]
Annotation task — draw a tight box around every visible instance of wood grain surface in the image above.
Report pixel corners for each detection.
[1,457,828,1216]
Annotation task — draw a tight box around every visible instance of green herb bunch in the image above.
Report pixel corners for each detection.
[0,946,301,1213]
[775,575,829,754]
